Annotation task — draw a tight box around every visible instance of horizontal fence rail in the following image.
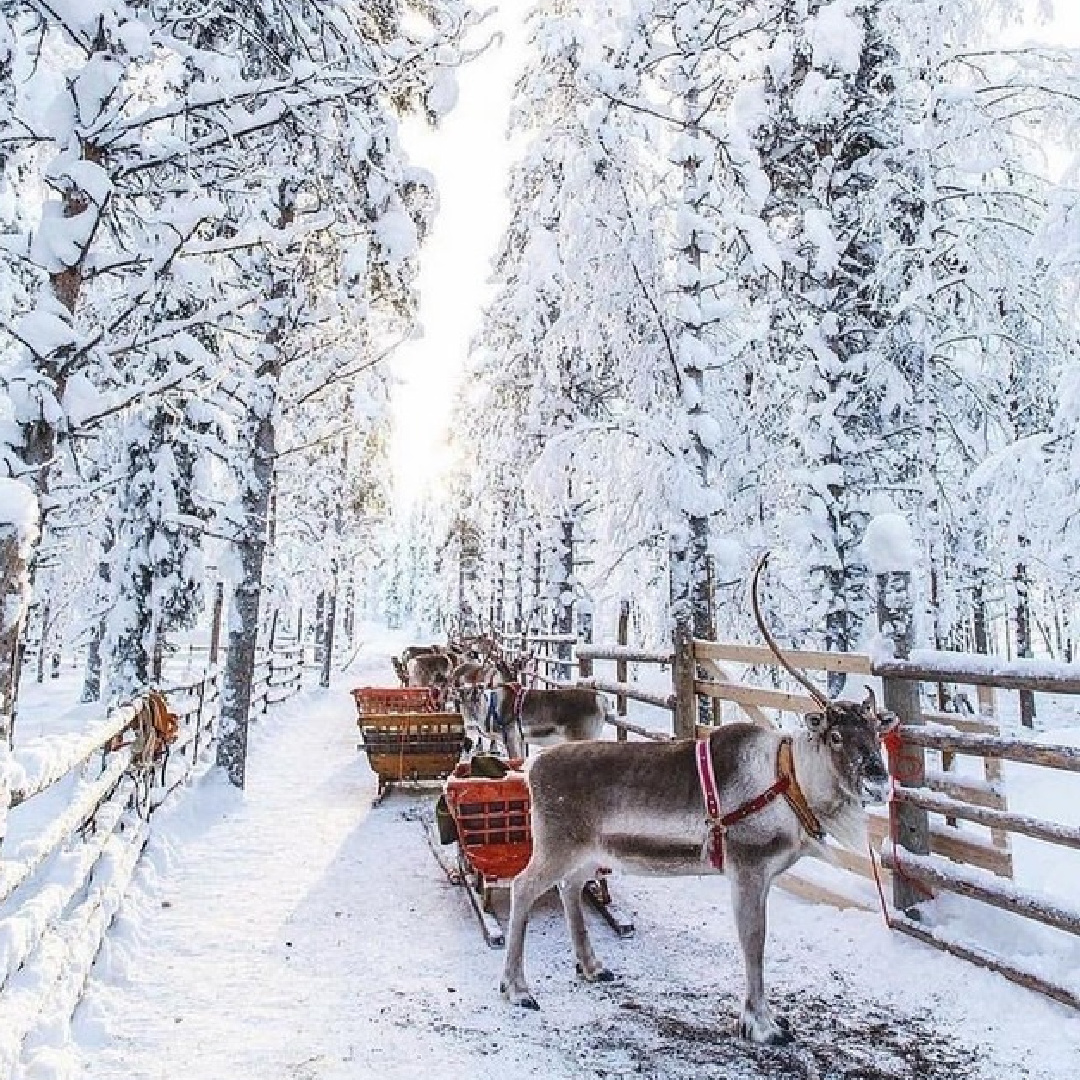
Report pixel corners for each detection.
[872,653,1080,695]
[897,725,1080,772]
[575,645,673,665]
[893,787,1080,851]
[577,677,675,715]
[0,640,306,1074]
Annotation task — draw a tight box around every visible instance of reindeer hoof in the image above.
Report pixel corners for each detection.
[576,962,615,983]
[739,1014,792,1045]
[501,981,540,1010]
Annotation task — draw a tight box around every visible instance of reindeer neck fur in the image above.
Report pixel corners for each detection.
[789,732,868,854]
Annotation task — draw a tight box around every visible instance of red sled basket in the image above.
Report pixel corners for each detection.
[351,686,440,716]
[443,760,532,884]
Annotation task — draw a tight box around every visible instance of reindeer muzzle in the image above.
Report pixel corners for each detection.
[860,776,890,806]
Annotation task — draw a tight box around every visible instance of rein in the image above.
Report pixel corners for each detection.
[485,681,528,737]
[695,736,824,872]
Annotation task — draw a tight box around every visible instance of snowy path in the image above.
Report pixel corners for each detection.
[66,645,1080,1080]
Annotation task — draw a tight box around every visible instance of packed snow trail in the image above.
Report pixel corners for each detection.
[62,640,1080,1080]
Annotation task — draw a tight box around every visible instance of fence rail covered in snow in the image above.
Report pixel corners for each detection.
[0,643,307,1074]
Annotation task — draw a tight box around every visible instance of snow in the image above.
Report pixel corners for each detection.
[35,635,1078,1079]
[13,310,76,359]
[374,207,420,265]
[792,71,846,126]
[0,481,38,554]
[802,205,840,273]
[807,2,866,75]
[861,512,917,575]
[59,374,105,430]
[426,69,460,118]
[875,647,1080,684]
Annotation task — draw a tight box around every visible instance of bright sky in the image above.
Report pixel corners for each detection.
[389,3,1080,511]
[389,8,523,510]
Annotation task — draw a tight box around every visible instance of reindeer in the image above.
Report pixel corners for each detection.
[407,651,452,691]
[484,656,610,759]
[499,554,897,1045]
[447,656,499,749]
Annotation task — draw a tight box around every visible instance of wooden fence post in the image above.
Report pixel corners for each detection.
[877,569,931,913]
[673,624,696,740]
[578,613,593,680]
[616,600,629,741]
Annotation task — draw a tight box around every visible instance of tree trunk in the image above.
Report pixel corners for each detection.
[82,620,105,703]
[314,590,326,665]
[1014,549,1036,729]
[217,185,293,787]
[209,581,225,665]
[1,529,32,746]
[81,529,112,702]
[217,402,275,786]
[514,525,525,634]
[321,590,336,689]
[35,599,49,684]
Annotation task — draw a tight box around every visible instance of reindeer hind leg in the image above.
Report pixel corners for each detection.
[500,852,566,1009]
[558,867,612,983]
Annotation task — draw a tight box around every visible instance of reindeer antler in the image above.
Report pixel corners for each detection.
[751,553,830,711]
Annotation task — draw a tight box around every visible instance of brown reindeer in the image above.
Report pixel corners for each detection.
[485,656,610,759]
[499,554,896,1044]
[406,648,454,695]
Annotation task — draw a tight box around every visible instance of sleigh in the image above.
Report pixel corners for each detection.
[352,687,466,802]
[435,759,634,948]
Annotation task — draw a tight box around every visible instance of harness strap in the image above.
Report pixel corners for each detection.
[485,690,507,735]
[512,683,528,720]
[695,736,824,871]
[777,738,825,842]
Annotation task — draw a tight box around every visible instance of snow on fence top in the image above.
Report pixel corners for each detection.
[869,644,1080,692]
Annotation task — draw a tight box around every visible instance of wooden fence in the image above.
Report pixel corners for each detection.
[0,643,307,1073]
[497,590,1080,1010]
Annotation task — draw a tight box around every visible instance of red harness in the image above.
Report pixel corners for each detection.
[695,736,822,871]
[511,682,528,720]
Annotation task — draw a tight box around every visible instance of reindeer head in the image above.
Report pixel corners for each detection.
[491,654,526,686]
[803,692,898,805]
[752,554,898,806]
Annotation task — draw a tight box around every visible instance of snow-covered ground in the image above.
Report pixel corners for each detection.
[41,629,1077,1079]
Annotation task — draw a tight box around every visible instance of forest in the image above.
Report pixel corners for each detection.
[2,0,1079,781]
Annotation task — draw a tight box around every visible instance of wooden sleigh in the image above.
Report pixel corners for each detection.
[352,687,467,803]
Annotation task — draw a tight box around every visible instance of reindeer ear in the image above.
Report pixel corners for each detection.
[804,712,827,735]
[863,687,877,714]
[877,710,900,735]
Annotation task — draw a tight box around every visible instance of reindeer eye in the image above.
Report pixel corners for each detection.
[828,728,844,750]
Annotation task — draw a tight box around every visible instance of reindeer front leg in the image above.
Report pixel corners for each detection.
[730,863,790,1045]
[501,856,561,1009]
